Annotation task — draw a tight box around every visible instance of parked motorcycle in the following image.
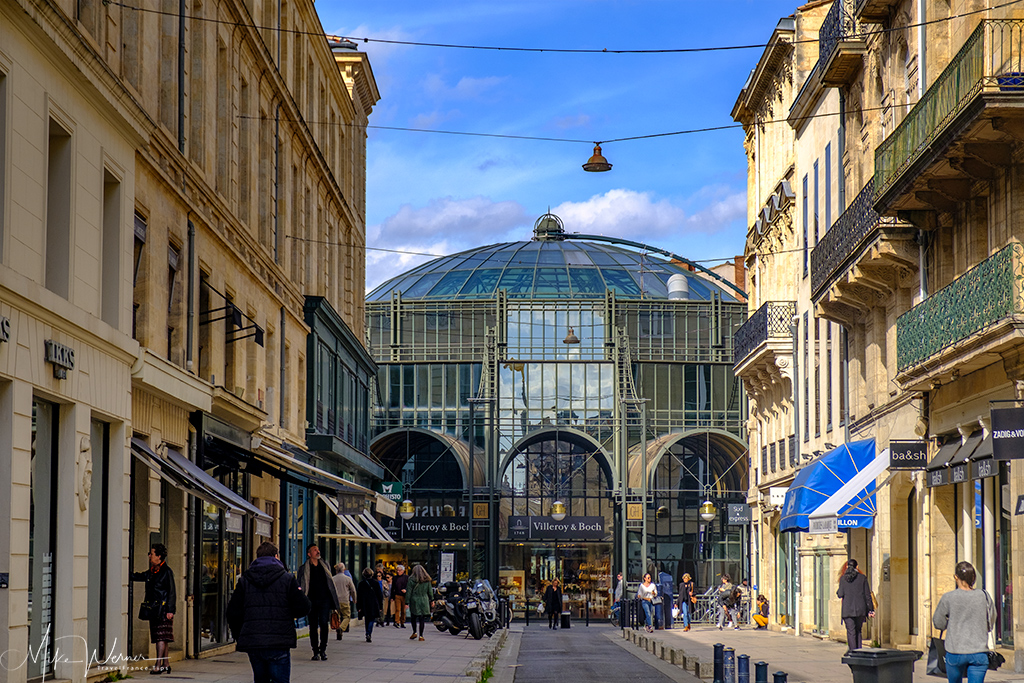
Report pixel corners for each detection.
[432,580,472,635]
[464,579,502,640]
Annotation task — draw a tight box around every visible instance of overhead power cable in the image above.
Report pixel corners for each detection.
[106,0,1022,56]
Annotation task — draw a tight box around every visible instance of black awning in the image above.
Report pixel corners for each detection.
[926,440,961,471]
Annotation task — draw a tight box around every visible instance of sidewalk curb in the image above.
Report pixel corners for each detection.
[491,626,523,683]
[621,627,712,679]
[462,627,509,682]
[605,628,702,682]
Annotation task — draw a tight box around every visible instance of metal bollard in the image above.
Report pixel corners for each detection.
[713,643,725,683]
[586,600,590,627]
[772,673,787,683]
[724,647,736,683]
[754,661,768,683]
[526,600,530,626]
[737,654,750,683]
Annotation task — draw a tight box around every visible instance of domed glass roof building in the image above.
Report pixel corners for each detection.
[363,214,749,609]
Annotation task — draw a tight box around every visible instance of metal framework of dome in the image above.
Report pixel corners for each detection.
[367,214,739,303]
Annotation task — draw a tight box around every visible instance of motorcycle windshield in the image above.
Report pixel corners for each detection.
[473,579,496,600]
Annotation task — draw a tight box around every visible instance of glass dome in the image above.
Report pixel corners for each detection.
[367,218,738,303]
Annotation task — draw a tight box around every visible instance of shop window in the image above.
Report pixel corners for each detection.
[29,399,60,678]
[87,420,110,661]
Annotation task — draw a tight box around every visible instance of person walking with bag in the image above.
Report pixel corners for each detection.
[637,573,658,633]
[544,578,563,629]
[932,561,996,683]
[407,565,433,641]
[357,567,384,643]
[227,542,311,683]
[132,543,176,675]
[332,563,356,640]
[297,544,340,661]
[837,559,874,654]
[716,574,735,630]
[677,573,694,632]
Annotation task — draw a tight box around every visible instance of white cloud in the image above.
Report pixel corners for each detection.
[365,196,530,291]
[422,74,505,100]
[551,187,745,240]
[552,114,592,130]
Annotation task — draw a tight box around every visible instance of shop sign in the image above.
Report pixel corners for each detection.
[376,481,403,502]
[337,493,364,515]
[395,517,470,540]
[972,458,997,480]
[440,552,455,584]
[224,511,243,534]
[375,493,397,519]
[889,440,928,470]
[727,504,751,525]
[950,462,969,484]
[926,467,948,488]
[991,407,1024,460]
[201,412,250,450]
[809,515,838,535]
[255,518,272,537]
[505,516,607,541]
[0,316,9,343]
[1015,495,1024,516]
[44,339,75,379]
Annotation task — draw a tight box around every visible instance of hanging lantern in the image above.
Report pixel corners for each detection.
[699,500,717,522]
[551,501,567,521]
[399,500,415,521]
[582,144,612,172]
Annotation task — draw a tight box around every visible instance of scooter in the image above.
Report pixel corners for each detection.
[431,580,471,635]
[464,579,502,640]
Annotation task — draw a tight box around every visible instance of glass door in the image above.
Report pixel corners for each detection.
[812,552,829,634]
[29,400,59,679]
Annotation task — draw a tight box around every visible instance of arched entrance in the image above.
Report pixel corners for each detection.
[370,428,480,581]
[497,429,616,618]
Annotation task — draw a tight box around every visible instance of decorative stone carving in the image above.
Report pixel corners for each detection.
[78,435,92,512]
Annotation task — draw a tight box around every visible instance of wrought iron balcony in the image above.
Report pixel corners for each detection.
[875,20,1024,213]
[819,0,865,87]
[734,301,796,371]
[810,180,917,319]
[896,242,1024,380]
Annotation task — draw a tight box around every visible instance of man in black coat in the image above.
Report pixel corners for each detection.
[228,542,311,683]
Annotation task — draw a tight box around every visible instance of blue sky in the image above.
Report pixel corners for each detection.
[316,1,799,291]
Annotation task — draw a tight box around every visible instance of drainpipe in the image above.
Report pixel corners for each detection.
[186,219,195,372]
[178,0,186,154]
[280,307,286,425]
[274,105,280,264]
[838,91,846,212]
[917,0,927,98]
[791,313,801,637]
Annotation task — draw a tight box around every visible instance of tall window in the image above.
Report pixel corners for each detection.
[0,69,7,263]
[814,317,820,437]
[46,117,73,298]
[825,143,832,228]
[803,312,809,441]
[239,80,250,225]
[132,212,147,339]
[839,326,848,425]
[189,0,205,165]
[101,170,122,327]
[167,243,181,361]
[826,323,833,432]
[802,175,809,277]
[813,160,819,246]
[87,419,110,662]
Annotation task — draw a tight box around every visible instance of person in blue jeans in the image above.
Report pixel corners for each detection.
[677,573,694,631]
[637,573,658,633]
[227,541,311,683]
[932,561,996,683]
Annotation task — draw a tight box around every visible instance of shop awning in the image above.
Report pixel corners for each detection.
[316,493,393,544]
[131,438,271,524]
[780,439,878,533]
[255,444,375,497]
[926,438,969,487]
[808,448,890,533]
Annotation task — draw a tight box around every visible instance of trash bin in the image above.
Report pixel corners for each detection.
[560,611,571,629]
[842,648,922,683]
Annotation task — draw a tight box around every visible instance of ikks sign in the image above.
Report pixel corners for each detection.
[0,316,9,343]
[44,339,75,379]
[506,516,608,541]
[992,406,1024,460]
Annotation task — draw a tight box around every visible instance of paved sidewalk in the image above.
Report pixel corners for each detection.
[157,621,504,683]
[618,624,1024,682]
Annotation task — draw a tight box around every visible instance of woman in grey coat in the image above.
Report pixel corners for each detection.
[836,559,874,654]
[932,561,996,683]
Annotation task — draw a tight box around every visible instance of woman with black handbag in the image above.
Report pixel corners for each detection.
[132,544,176,674]
[932,561,996,683]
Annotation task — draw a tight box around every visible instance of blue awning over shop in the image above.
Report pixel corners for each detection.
[780,439,878,533]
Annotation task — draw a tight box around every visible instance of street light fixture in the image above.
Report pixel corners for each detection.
[551,500,567,521]
[582,143,612,172]
[699,500,717,522]
[399,500,415,521]
[441,504,456,517]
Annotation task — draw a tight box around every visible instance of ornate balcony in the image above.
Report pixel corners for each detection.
[820,0,866,87]
[855,0,899,24]
[896,242,1024,388]
[734,302,796,407]
[811,180,917,325]
[875,20,1024,214]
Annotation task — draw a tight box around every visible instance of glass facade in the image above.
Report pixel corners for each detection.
[367,217,748,604]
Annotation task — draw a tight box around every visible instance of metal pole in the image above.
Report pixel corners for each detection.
[737,654,750,683]
[724,647,736,683]
[640,400,648,578]
[713,643,724,683]
[754,661,768,683]
[468,400,475,580]
[772,673,787,683]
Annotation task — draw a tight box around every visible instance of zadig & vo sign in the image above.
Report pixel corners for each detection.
[991,406,1024,460]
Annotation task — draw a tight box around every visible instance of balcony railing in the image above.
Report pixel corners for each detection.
[896,242,1024,372]
[733,301,797,368]
[820,0,858,65]
[875,20,1024,203]
[811,179,897,301]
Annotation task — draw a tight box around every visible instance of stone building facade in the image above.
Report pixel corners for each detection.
[736,0,1024,668]
[0,0,378,679]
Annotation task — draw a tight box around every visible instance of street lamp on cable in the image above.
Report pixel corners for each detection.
[551,500,567,521]
[582,143,612,172]
[399,500,415,521]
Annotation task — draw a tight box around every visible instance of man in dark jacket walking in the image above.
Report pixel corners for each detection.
[227,542,310,683]
[297,544,340,660]
[836,558,875,654]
